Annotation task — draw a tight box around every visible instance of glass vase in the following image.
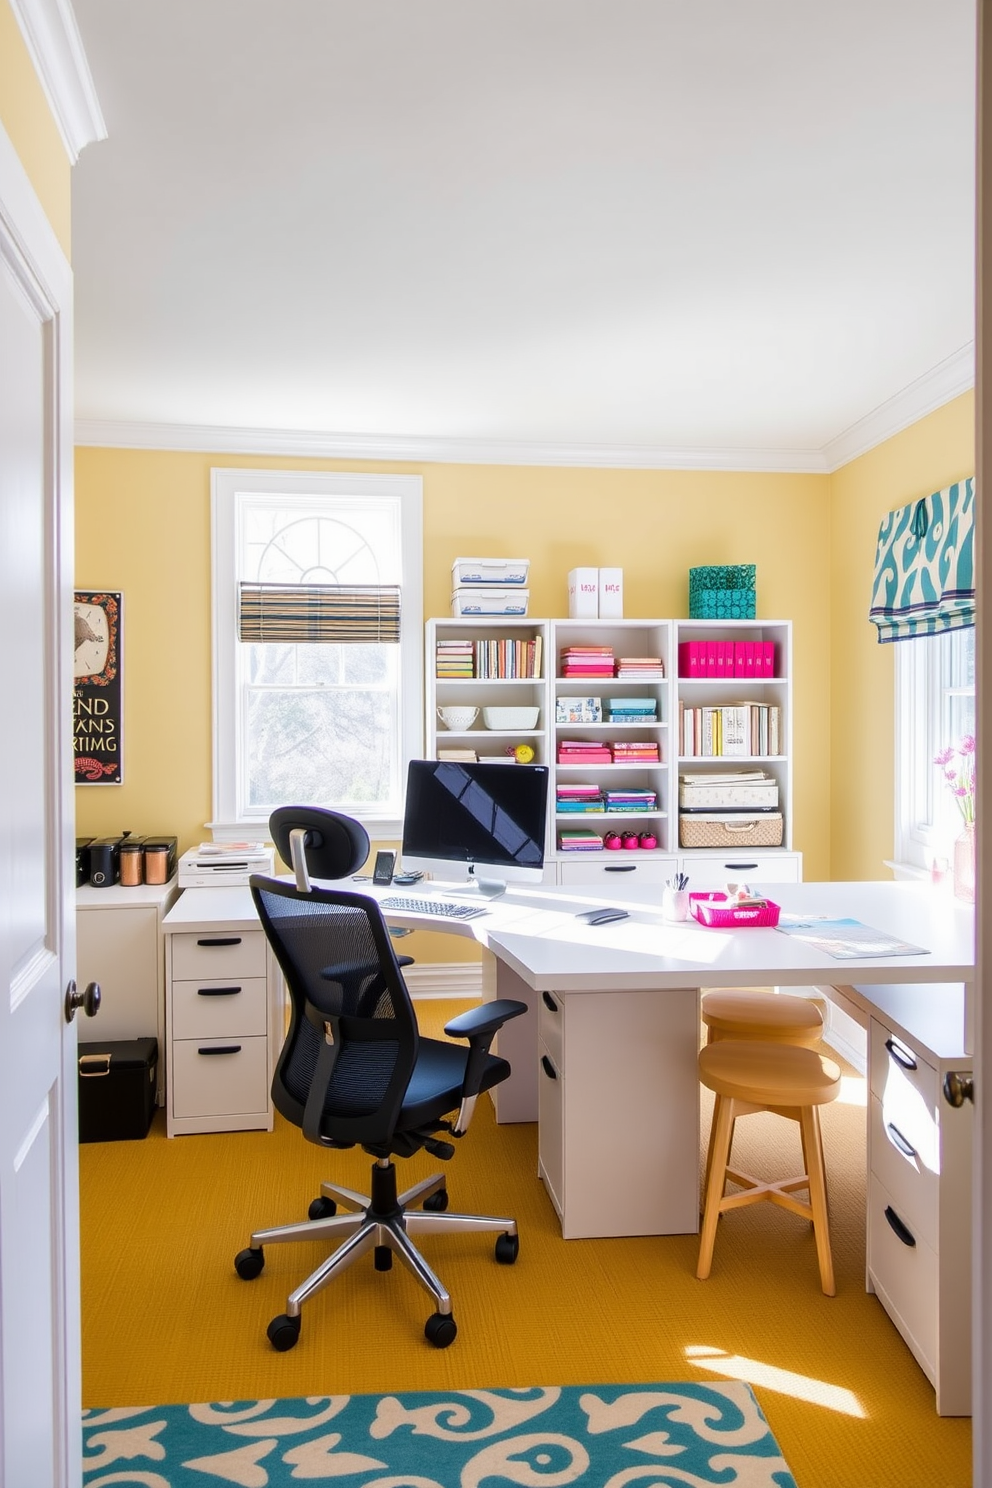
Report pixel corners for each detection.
[953,822,975,904]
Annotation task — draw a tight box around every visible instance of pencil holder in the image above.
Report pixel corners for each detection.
[662,887,690,922]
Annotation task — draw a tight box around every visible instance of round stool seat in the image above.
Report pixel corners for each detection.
[701,990,823,1047]
[698,1039,841,1109]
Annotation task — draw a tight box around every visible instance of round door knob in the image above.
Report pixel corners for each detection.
[64,979,101,1023]
[942,1070,974,1108]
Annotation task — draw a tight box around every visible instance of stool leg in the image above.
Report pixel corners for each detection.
[702,1107,736,1209]
[800,1105,835,1296]
[697,1095,734,1280]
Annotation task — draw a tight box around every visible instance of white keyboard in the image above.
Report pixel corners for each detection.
[379,895,488,920]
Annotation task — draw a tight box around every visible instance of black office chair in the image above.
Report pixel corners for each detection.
[268,804,415,966]
[235,874,526,1350]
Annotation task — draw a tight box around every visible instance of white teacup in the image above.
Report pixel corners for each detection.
[437,706,479,731]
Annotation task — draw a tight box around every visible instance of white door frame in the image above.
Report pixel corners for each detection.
[0,118,79,1487]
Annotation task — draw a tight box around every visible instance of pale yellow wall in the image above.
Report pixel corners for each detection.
[74,448,831,960]
[828,391,975,879]
[0,0,72,253]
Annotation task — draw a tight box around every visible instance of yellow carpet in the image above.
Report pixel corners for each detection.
[80,1001,971,1488]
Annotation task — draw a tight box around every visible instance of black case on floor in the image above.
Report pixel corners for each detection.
[78,1037,158,1142]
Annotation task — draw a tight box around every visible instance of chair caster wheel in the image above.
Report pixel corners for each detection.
[495,1233,519,1265]
[234,1246,264,1280]
[308,1196,337,1221]
[423,1189,448,1212]
[267,1314,301,1351]
[374,1245,393,1271]
[425,1312,457,1348]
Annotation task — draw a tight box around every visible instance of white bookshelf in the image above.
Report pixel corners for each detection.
[424,616,802,886]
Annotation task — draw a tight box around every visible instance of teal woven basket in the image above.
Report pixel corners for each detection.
[688,565,756,619]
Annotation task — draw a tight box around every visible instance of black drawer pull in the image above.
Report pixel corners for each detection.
[724,862,758,871]
[198,1044,242,1056]
[196,936,242,947]
[885,1036,917,1071]
[883,1205,916,1248]
[542,991,559,1013]
[885,1122,918,1161]
[541,1055,558,1080]
[197,986,242,997]
[604,864,636,872]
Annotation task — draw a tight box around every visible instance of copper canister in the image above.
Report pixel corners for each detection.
[119,839,145,886]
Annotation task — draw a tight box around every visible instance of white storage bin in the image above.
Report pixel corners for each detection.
[451,587,530,616]
[598,568,624,618]
[567,568,599,618]
[452,557,530,586]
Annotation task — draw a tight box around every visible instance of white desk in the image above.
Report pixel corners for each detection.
[162,880,974,1238]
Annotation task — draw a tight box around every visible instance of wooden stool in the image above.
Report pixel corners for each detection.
[696,1039,841,1295]
[701,989,823,1047]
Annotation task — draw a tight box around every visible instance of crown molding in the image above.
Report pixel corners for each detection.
[821,343,975,472]
[9,0,106,164]
[73,419,830,473]
[74,345,976,474]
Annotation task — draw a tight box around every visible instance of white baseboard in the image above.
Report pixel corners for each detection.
[822,1004,868,1076]
[406,962,483,999]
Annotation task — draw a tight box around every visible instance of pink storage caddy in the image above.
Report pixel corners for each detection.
[689,892,781,928]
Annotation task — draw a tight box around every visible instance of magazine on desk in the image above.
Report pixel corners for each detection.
[776,914,927,960]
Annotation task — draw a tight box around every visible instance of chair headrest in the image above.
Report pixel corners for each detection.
[268,807,370,881]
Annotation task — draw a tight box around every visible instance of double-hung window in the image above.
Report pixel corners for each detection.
[894,627,975,873]
[211,469,423,838]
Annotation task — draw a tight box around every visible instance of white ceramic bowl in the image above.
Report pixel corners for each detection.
[436,706,479,731]
[482,706,540,730]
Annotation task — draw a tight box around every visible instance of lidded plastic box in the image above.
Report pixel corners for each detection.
[451,557,530,586]
[451,588,530,616]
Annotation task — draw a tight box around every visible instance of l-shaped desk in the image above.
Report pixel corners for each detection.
[163,877,974,1241]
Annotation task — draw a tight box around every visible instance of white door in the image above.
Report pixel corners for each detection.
[0,126,82,1487]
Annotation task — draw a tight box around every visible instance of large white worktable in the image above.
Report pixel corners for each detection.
[166,879,974,1241]
[366,878,974,1239]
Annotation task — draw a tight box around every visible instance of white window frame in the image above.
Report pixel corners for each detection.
[894,629,975,874]
[210,468,423,839]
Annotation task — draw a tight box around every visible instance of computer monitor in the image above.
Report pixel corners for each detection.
[401,759,549,895]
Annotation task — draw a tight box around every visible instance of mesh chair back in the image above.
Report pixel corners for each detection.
[251,880,418,1149]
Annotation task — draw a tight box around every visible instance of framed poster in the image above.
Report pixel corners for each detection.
[73,591,123,784]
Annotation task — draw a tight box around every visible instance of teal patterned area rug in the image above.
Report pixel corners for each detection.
[82,1382,798,1486]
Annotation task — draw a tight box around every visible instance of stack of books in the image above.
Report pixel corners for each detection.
[437,746,478,762]
[556,784,605,812]
[615,656,665,679]
[475,636,543,679]
[435,639,475,677]
[560,646,615,678]
[679,701,781,757]
[604,788,657,812]
[611,740,660,763]
[606,696,658,723]
[558,828,604,852]
[557,739,613,765]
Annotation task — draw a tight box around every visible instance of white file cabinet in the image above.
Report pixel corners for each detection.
[863,991,972,1416]
[163,889,282,1136]
[536,982,700,1239]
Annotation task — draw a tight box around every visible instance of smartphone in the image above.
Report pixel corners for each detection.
[372,850,396,886]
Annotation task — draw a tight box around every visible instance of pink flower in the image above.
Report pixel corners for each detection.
[934,746,955,767]
[935,736,977,826]
[959,735,976,756]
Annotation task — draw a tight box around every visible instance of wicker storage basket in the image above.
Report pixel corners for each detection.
[679,811,783,849]
[688,564,756,619]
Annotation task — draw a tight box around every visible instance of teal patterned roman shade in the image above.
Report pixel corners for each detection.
[868,477,975,644]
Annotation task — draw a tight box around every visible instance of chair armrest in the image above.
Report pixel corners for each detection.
[443,999,527,1041]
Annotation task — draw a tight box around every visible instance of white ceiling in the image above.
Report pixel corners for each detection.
[69,0,977,469]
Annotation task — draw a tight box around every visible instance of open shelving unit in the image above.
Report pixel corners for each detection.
[424,616,802,886]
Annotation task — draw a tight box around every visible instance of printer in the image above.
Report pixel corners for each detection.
[178,842,275,888]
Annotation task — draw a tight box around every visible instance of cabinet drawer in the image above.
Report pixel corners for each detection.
[869,1018,938,1110]
[679,852,801,888]
[171,977,268,1040]
[869,1093,938,1252]
[538,989,564,1069]
[558,856,676,886]
[170,929,266,981]
[171,1036,269,1119]
[867,1172,937,1377]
